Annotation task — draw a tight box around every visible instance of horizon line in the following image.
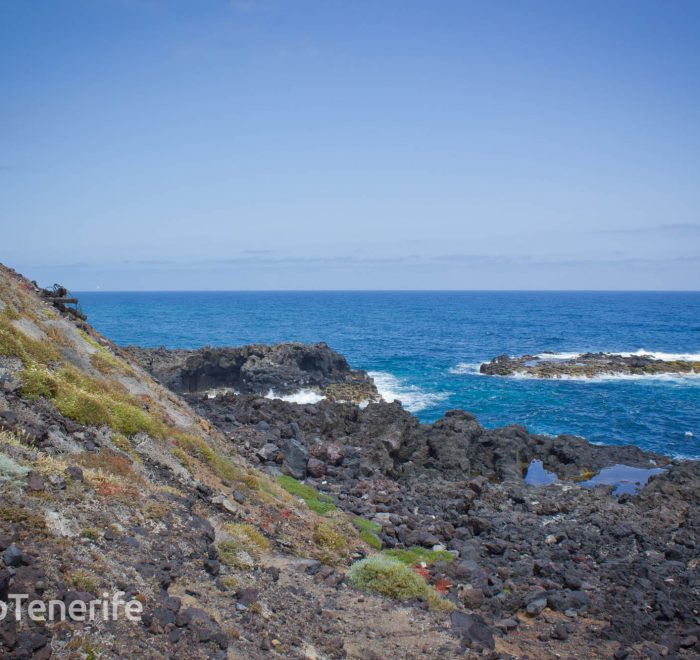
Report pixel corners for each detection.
[73,289,700,294]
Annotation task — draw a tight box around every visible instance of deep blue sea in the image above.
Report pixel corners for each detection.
[77,291,700,459]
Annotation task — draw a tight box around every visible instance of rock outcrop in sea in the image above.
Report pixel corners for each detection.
[127,343,379,404]
[480,351,700,378]
[1,262,698,658]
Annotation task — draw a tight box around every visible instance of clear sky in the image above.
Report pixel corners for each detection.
[1,0,699,290]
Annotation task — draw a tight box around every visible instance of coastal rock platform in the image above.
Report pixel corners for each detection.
[480,351,700,378]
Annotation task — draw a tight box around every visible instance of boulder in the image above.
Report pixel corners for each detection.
[281,438,308,480]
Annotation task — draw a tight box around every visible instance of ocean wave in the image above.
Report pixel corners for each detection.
[448,362,483,375]
[265,389,326,404]
[620,349,700,361]
[368,371,450,413]
[508,371,700,383]
[534,351,589,360]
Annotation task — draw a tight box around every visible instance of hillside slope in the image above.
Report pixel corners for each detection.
[0,265,460,659]
[2,263,699,660]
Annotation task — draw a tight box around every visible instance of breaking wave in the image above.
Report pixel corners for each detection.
[265,389,326,404]
[508,371,700,383]
[368,371,450,413]
[535,349,700,361]
[448,362,483,375]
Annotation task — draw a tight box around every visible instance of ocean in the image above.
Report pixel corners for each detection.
[77,291,700,459]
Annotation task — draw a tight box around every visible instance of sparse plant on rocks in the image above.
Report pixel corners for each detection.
[277,475,337,515]
[382,546,454,566]
[352,517,383,549]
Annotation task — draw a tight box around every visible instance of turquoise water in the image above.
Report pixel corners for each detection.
[77,291,700,459]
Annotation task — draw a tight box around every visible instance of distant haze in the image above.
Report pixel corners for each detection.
[1,1,699,290]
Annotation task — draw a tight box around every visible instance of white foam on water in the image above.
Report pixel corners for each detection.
[508,371,700,383]
[265,389,326,404]
[534,352,585,360]
[619,349,700,361]
[368,371,450,413]
[448,362,483,375]
[534,349,700,362]
[205,387,239,398]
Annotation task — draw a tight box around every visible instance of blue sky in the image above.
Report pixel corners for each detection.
[1,0,699,290]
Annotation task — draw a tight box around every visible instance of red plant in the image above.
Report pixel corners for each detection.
[412,565,430,581]
[434,577,452,595]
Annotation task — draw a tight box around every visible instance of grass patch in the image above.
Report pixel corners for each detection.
[174,433,242,482]
[18,363,168,438]
[81,330,135,377]
[217,523,270,569]
[382,546,455,566]
[360,529,382,550]
[71,570,99,593]
[226,523,270,552]
[313,521,347,553]
[0,300,20,321]
[0,317,60,364]
[144,501,170,520]
[277,475,336,515]
[353,517,383,549]
[19,364,57,400]
[0,505,48,535]
[54,387,111,427]
[220,576,238,591]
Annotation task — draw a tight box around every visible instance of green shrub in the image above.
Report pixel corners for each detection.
[348,555,433,601]
[277,475,336,515]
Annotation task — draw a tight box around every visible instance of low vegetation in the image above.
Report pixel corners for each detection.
[174,433,242,482]
[0,316,60,364]
[71,570,100,594]
[313,521,347,553]
[217,523,270,569]
[352,517,382,550]
[348,555,452,611]
[277,475,337,515]
[382,546,455,565]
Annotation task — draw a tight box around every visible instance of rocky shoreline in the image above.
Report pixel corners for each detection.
[127,343,379,404]
[480,351,700,378]
[140,344,700,657]
[1,264,699,659]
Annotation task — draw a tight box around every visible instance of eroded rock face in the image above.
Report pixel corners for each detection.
[127,343,379,402]
[480,352,700,378]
